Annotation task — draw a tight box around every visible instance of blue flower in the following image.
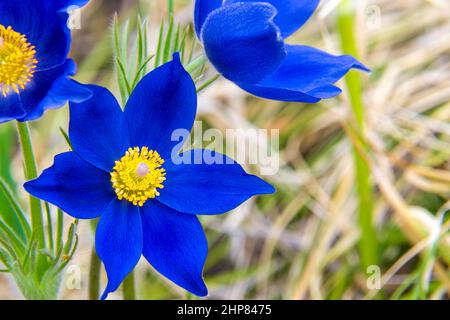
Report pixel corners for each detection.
[24,54,275,299]
[0,0,92,124]
[194,0,370,103]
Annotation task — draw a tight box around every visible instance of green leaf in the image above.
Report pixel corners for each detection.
[55,209,64,255]
[44,203,54,252]
[154,21,165,68]
[162,15,174,64]
[63,220,78,256]
[0,177,31,239]
[59,127,73,150]
[130,55,155,89]
[0,124,24,237]
[0,218,26,255]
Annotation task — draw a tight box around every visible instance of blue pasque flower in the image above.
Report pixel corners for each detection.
[0,0,91,123]
[194,0,369,103]
[24,54,274,299]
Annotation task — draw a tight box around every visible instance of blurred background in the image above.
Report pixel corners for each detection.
[0,0,449,299]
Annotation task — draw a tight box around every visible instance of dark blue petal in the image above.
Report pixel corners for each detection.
[0,0,88,70]
[201,2,286,84]
[18,60,92,122]
[158,150,275,215]
[194,0,223,38]
[96,199,142,300]
[0,93,25,124]
[125,53,196,159]
[24,152,114,219]
[237,45,369,102]
[69,85,130,172]
[141,201,208,297]
[237,83,321,103]
[224,0,320,38]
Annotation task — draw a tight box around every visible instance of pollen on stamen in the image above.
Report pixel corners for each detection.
[0,24,38,97]
[111,147,166,207]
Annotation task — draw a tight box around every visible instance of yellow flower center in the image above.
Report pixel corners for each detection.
[111,147,166,207]
[0,24,38,97]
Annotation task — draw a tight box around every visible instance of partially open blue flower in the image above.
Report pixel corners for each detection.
[195,0,370,103]
[24,54,274,299]
[0,0,92,124]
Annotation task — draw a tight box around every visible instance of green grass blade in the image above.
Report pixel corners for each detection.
[337,0,378,272]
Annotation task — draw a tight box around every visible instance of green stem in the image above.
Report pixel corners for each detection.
[88,219,101,300]
[123,271,136,300]
[16,121,45,249]
[337,1,378,271]
[89,245,101,300]
[168,0,174,17]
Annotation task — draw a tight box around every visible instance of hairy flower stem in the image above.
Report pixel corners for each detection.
[337,1,379,271]
[16,121,45,249]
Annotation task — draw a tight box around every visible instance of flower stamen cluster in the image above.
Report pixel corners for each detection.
[111,147,166,206]
[0,25,37,97]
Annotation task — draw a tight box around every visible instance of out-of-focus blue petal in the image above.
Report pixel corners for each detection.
[158,150,275,215]
[96,199,142,300]
[237,45,370,102]
[18,60,92,122]
[69,85,130,172]
[125,53,196,159]
[201,2,286,84]
[24,152,114,219]
[224,0,320,38]
[141,201,208,297]
[0,0,88,70]
[0,94,25,124]
[194,0,223,38]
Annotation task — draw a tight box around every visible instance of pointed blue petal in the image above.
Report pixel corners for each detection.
[18,60,92,122]
[201,2,286,84]
[125,53,196,159]
[158,150,275,215]
[141,201,208,297]
[237,83,322,103]
[194,0,223,38]
[238,45,369,102]
[96,199,142,300]
[24,152,114,219]
[69,85,130,172]
[224,0,320,38]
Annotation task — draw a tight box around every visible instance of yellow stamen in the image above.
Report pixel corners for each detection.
[0,24,38,97]
[111,147,166,207]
